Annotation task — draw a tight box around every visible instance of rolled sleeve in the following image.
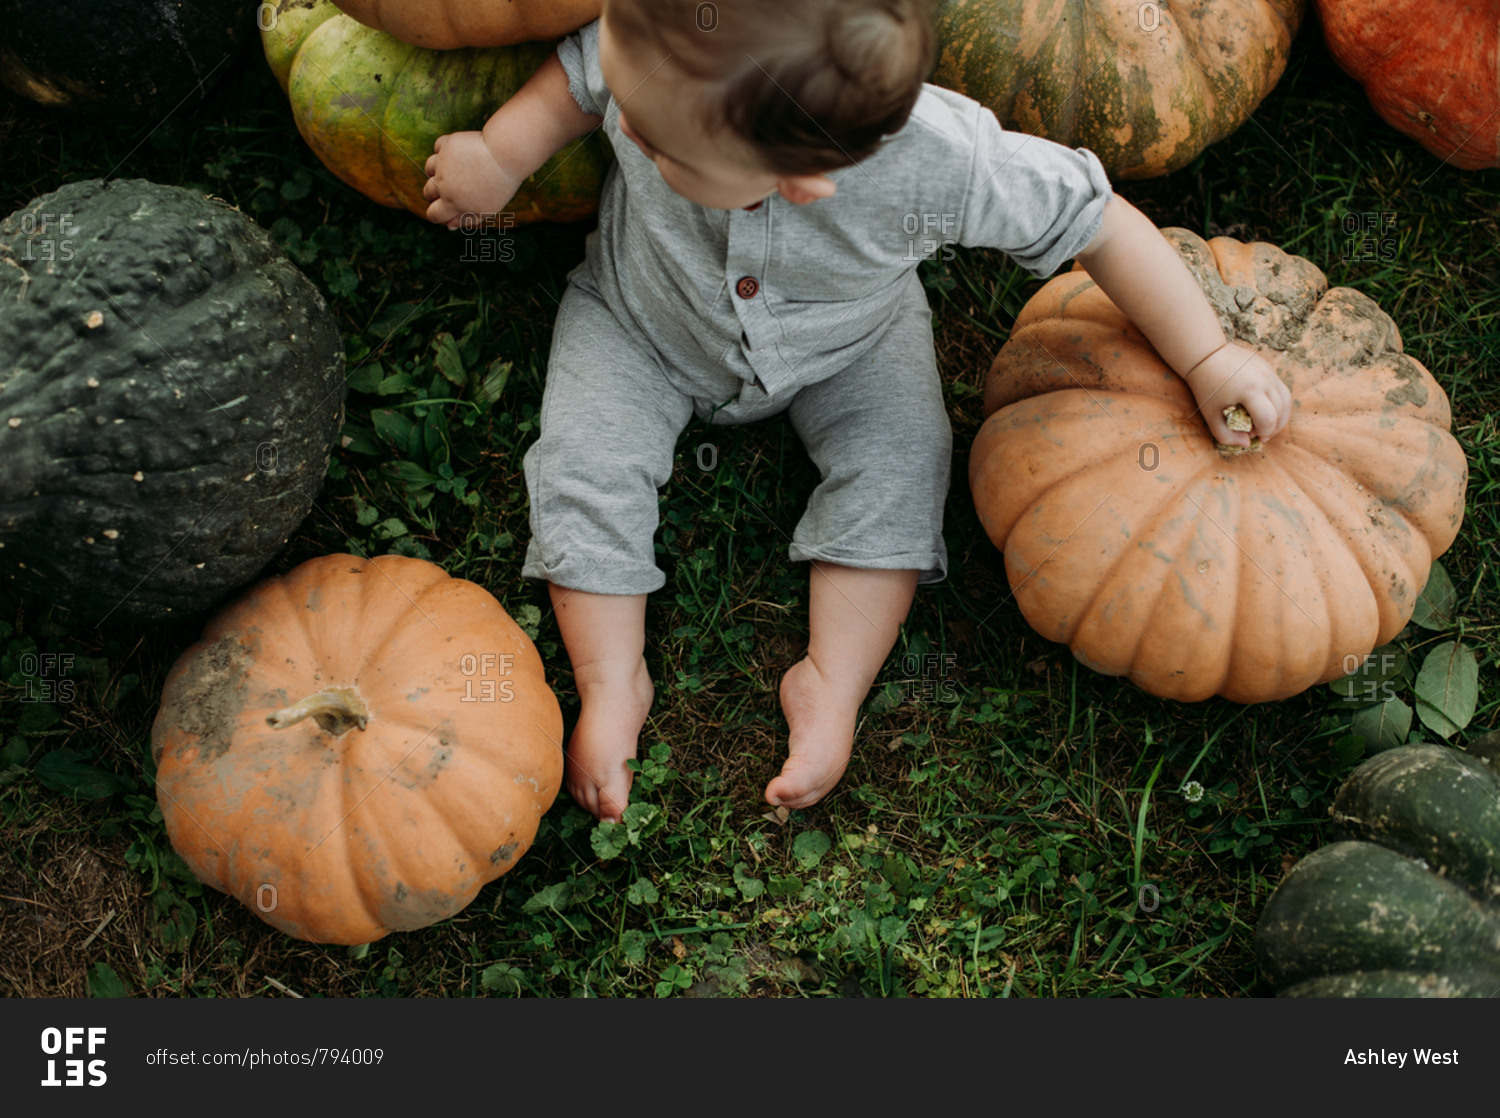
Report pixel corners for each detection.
[556,19,608,117]
[959,108,1113,278]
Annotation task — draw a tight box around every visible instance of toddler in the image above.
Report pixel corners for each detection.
[423,0,1292,822]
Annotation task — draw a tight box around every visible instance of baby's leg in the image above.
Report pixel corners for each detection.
[520,283,694,822]
[549,584,652,823]
[770,280,951,808]
[769,564,918,808]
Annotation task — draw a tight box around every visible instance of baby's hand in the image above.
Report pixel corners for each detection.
[422,131,520,230]
[1183,341,1292,447]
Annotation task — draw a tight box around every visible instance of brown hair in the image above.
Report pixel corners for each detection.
[603,0,938,176]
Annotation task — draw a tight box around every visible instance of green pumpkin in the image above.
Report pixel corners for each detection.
[1256,744,1500,997]
[0,179,345,623]
[931,0,1305,179]
[261,0,607,224]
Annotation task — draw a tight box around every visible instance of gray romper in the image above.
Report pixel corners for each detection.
[520,20,1113,596]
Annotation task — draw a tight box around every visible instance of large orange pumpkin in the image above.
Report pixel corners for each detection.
[330,0,601,48]
[932,0,1305,179]
[151,554,564,944]
[1316,0,1499,170]
[968,228,1467,703]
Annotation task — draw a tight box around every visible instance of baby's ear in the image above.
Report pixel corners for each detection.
[777,174,838,205]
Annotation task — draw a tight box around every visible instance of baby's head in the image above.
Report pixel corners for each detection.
[598,0,936,209]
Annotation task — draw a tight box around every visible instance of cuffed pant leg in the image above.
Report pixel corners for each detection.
[520,284,695,595]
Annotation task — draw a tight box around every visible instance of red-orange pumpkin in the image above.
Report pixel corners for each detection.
[1316,0,1499,169]
[968,228,1467,703]
[151,554,564,944]
[330,0,600,48]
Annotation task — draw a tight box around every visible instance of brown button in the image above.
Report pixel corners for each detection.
[736,276,759,299]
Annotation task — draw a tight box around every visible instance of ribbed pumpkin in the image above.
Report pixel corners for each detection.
[330,0,600,48]
[968,227,1467,703]
[1316,0,1499,170]
[0,179,344,623]
[151,554,564,945]
[261,0,606,223]
[1257,744,1500,997]
[932,0,1305,179]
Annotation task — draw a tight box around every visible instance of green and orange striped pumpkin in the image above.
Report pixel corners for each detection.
[931,0,1305,179]
[261,0,606,223]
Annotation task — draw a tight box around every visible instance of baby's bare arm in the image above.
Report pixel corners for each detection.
[1075,197,1291,445]
[423,54,603,228]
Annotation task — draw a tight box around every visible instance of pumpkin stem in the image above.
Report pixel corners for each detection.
[267,688,370,736]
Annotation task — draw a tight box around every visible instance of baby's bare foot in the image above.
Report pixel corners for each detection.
[566,657,654,823]
[767,655,860,809]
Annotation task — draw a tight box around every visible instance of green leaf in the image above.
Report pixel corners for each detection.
[346,361,385,394]
[17,702,60,734]
[151,889,197,951]
[1410,561,1457,630]
[622,801,664,840]
[381,460,439,489]
[370,408,414,447]
[432,332,467,388]
[792,829,831,869]
[1327,646,1407,706]
[338,423,383,456]
[479,964,525,995]
[732,862,764,899]
[514,603,542,641]
[375,370,420,396]
[767,874,802,898]
[88,962,132,998]
[521,881,574,914]
[1350,698,1413,754]
[0,734,27,767]
[34,750,135,799]
[619,928,648,965]
[590,821,630,861]
[373,518,408,540]
[626,878,659,906]
[472,359,511,409]
[1413,641,1479,739]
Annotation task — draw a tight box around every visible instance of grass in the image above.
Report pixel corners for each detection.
[1,19,1497,998]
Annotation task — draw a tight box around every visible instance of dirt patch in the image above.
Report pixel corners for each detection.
[0,819,144,997]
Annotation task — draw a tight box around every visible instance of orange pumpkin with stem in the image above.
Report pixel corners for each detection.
[968,228,1467,703]
[151,554,564,944]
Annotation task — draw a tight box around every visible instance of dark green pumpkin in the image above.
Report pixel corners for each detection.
[0,179,345,623]
[0,0,256,118]
[931,0,1305,179]
[1257,745,1500,997]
